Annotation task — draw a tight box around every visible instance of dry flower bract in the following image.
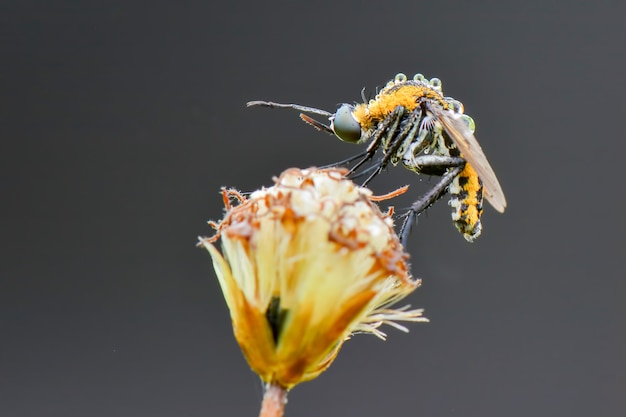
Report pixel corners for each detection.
[200,167,426,389]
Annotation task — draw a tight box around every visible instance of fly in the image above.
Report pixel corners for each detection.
[247,73,506,243]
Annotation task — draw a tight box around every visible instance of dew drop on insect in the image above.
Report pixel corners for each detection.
[429,77,442,92]
[413,73,426,82]
[446,98,464,114]
[394,73,407,83]
[461,114,475,133]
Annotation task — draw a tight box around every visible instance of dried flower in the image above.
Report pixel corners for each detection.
[199,167,426,390]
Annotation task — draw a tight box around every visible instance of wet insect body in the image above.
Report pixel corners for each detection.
[247,73,506,242]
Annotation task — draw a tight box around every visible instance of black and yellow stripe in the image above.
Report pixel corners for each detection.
[448,163,484,241]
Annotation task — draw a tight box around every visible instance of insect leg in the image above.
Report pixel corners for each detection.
[399,157,465,245]
[400,211,417,248]
[318,150,370,169]
[362,106,424,185]
[347,106,405,176]
[348,163,383,180]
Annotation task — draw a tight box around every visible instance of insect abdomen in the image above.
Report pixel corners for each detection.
[448,163,484,242]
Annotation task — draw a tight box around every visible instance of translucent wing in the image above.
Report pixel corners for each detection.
[431,105,507,213]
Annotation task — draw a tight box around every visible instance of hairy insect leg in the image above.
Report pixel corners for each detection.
[362,106,424,186]
[347,106,405,177]
[399,210,417,248]
[399,157,465,246]
[348,163,382,180]
[318,150,370,169]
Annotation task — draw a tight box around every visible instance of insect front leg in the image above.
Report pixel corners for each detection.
[362,106,424,186]
[347,106,405,177]
[318,150,370,169]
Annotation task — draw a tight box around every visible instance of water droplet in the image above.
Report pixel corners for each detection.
[394,73,407,83]
[461,114,475,133]
[445,98,464,114]
[429,77,442,92]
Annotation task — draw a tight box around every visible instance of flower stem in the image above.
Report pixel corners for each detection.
[259,383,288,417]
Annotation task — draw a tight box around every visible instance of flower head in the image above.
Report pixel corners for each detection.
[200,167,426,389]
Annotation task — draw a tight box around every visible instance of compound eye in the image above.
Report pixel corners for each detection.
[331,104,361,143]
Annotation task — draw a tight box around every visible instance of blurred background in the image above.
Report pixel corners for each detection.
[1,1,624,416]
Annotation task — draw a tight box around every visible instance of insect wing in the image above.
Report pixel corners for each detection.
[432,106,507,212]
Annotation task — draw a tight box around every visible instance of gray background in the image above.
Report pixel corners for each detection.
[1,1,624,416]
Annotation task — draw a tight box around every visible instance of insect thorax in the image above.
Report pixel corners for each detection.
[352,81,448,133]
[350,74,478,171]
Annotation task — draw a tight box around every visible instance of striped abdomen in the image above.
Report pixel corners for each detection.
[448,162,484,241]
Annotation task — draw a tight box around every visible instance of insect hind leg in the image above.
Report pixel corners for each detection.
[399,157,465,246]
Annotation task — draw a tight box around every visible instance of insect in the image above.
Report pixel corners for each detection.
[247,73,506,242]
